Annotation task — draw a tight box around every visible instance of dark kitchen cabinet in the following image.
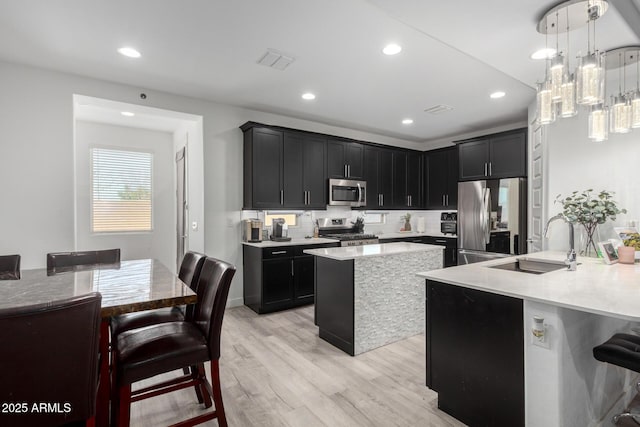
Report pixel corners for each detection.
[243,126,283,209]
[458,128,526,181]
[283,133,327,208]
[243,242,339,314]
[363,146,393,208]
[392,151,422,208]
[327,138,364,179]
[424,146,458,209]
[426,280,524,427]
[242,123,327,209]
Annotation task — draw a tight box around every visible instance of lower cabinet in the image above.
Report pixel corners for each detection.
[426,280,524,427]
[243,243,339,314]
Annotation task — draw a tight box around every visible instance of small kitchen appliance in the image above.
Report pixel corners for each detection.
[328,179,366,207]
[270,218,291,242]
[440,212,457,235]
[243,219,263,243]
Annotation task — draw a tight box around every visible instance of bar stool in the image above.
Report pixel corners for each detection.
[593,333,640,424]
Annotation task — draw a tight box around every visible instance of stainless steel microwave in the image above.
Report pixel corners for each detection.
[329,179,366,207]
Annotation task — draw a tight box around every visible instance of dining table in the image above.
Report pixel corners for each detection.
[0,258,197,427]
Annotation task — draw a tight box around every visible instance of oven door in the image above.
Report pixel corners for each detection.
[329,179,366,207]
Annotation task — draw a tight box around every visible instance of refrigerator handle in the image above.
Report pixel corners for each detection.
[483,188,491,245]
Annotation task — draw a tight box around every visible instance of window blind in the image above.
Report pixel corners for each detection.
[91,147,153,232]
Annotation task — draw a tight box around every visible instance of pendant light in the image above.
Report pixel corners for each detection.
[610,52,632,133]
[576,2,605,105]
[632,50,640,128]
[588,103,608,141]
[550,12,564,103]
[560,10,577,118]
[537,80,556,124]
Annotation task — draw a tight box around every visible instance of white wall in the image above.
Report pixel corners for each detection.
[75,121,175,270]
[0,59,431,307]
[535,108,640,252]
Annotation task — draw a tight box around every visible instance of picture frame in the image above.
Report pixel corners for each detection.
[597,241,619,265]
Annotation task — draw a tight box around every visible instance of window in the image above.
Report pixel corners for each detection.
[91,147,153,232]
[264,212,298,227]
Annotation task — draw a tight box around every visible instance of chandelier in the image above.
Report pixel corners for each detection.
[535,0,640,141]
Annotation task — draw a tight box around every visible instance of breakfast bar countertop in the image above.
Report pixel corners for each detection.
[416,251,640,321]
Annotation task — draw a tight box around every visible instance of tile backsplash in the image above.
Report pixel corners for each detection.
[240,207,455,239]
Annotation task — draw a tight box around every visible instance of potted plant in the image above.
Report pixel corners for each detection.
[555,189,626,256]
[619,232,640,264]
[401,213,412,231]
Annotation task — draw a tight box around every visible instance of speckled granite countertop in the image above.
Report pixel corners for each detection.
[0,259,196,318]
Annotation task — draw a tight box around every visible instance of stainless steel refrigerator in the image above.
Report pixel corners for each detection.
[457,178,527,265]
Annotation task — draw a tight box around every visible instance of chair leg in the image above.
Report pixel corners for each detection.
[210,360,227,427]
[190,365,204,404]
[196,364,212,409]
[116,384,132,427]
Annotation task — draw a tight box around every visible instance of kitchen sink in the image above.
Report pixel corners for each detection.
[488,257,569,275]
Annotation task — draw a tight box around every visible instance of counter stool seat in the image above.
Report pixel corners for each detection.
[594,333,640,425]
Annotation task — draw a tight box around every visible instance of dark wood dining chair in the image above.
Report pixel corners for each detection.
[0,254,20,280]
[111,257,236,427]
[110,251,206,337]
[0,292,102,427]
[46,248,120,274]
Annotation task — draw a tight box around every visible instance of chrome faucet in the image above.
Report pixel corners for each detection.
[544,213,577,271]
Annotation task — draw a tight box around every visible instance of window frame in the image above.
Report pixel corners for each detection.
[89,145,155,234]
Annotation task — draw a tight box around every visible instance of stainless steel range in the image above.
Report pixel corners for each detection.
[317,218,379,246]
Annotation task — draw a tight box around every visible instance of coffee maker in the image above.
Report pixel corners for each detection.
[243,219,263,243]
[270,218,291,242]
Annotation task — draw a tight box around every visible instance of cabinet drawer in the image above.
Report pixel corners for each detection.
[262,247,294,259]
[424,236,456,248]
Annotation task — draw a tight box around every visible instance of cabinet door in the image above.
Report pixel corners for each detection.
[262,258,293,307]
[392,151,408,207]
[283,133,304,207]
[488,131,526,179]
[427,281,524,427]
[294,255,315,301]
[458,139,489,181]
[302,135,327,208]
[345,142,364,179]
[425,150,448,209]
[327,139,346,178]
[252,128,283,208]
[407,152,422,208]
[445,147,459,208]
[379,149,393,208]
[363,146,380,209]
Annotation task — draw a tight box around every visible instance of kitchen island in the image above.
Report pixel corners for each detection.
[305,242,443,356]
[417,252,640,427]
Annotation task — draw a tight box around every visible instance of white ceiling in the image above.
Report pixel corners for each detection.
[1,0,639,143]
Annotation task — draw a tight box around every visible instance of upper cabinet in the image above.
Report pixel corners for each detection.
[392,151,422,208]
[243,123,327,209]
[363,146,393,209]
[424,146,458,209]
[327,138,364,179]
[458,128,527,181]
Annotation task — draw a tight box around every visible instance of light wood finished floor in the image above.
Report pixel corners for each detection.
[129,305,466,427]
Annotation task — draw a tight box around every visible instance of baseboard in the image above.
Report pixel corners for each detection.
[226,296,244,308]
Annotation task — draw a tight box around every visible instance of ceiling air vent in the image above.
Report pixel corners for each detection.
[257,49,295,71]
[424,104,454,115]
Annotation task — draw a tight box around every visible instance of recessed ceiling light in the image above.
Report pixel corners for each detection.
[301,93,316,100]
[121,111,135,117]
[118,47,141,58]
[490,91,506,99]
[530,48,556,60]
[402,118,414,125]
[383,44,402,55]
